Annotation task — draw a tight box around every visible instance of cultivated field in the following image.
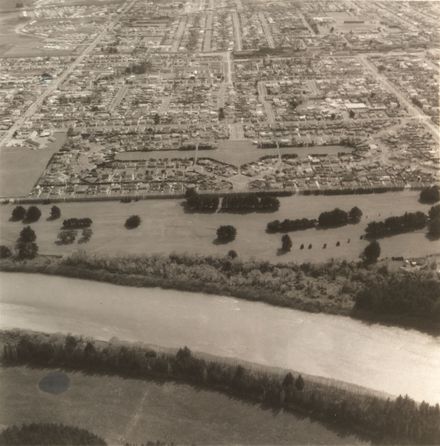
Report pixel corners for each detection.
[0,366,365,445]
[0,132,66,197]
[0,191,437,262]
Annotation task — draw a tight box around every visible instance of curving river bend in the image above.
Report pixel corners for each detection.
[0,272,439,404]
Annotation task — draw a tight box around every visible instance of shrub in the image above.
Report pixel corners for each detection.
[10,206,26,221]
[420,185,440,204]
[125,215,141,229]
[363,240,381,263]
[0,245,12,258]
[24,206,41,223]
[216,225,236,243]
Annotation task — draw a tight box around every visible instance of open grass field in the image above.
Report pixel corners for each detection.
[0,132,66,197]
[0,191,437,262]
[0,366,365,445]
[115,141,351,166]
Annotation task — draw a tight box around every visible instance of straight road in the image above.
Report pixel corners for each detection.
[232,11,242,51]
[358,54,439,142]
[258,11,275,48]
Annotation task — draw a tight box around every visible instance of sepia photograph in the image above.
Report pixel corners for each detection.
[0,0,439,444]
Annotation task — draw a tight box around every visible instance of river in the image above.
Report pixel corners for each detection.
[0,272,439,404]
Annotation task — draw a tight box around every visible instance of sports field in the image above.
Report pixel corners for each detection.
[0,191,436,262]
[0,366,365,445]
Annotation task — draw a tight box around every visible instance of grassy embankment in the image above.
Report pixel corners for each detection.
[1,251,439,334]
[2,329,439,445]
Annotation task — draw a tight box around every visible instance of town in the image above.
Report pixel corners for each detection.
[0,0,439,201]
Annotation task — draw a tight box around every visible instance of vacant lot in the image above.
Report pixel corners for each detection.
[0,191,436,262]
[0,366,364,445]
[0,132,66,197]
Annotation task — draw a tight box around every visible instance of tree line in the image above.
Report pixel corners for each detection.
[267,207,362,233]
[354,273,440,327]
[62,218,93,229]
[185,191,280,213]
[0,424,106,446]
[2,330,439,445]
[365,211,428,238]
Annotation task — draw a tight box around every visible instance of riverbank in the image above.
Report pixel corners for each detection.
[3,329,439,445]
[1,252,439,334]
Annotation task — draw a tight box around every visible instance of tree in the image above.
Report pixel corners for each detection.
[50,206,61,220]
[420,186,440,204]
[428,217,440,239]
[363,240,381,263]
[11,206,26,221]
[295,374,305,391]
[18,226,36,243]
[218,107,225,120]
[16,241,38,259]
[216,225,236,243]
[228,250,238,259]
[57,230,77,245]
[79,228,93,243]
[281,234,292,252]
[349,206,363,223]
[282,372,294,388]
[153,113,160,125]
[25,206,41,223]
[0,245,12,258]
[429,204,440,220]
[125,215,141,229]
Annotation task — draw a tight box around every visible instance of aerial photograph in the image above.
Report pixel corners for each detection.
[0,0,439,444]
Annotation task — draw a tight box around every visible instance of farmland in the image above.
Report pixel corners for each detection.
[0,365,365,445]
[0,191,437,263]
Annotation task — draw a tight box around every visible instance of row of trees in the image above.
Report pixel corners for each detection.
[428,205,440,238]
[0,424,106,446]
[3,331,440,445]
[365,211,428,238]
[11,205,61,222]
[62,218,93,229]
[267,207,362,233]
[221,194,280,213]
[184,191,280,213]
[56,228,92,245]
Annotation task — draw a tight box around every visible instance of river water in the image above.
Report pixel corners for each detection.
[0,272,439,404]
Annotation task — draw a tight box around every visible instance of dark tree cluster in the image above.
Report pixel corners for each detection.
[16,226,38,259]
[221,194,280,213]
[10,206,41,223]
[124,61,152,75]
[420,186,440,204]
[267,218,316,233]
[363,240,381,263]
[3,331,440,445]
[428,205,440,238]
[0,245,12,259]
[0,423,106,446]
[365,212,427,238]
[125,215,141,229]
[62,218,93,229]
[318,208,349,228]
[185,191,219,213]
[216,225,236,243]
[49,206,61,220]
[354,274,440,326]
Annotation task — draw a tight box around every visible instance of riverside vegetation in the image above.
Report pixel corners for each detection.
[1,330,439,445]
[1,251,439,333]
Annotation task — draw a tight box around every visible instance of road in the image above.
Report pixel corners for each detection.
[358,54,439,142]
[170,16,187,52]
[257,81,275,125]
[232,11,242,51]
[202,11,213,52]
[258,11,275,48]
[0,0,137,149]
